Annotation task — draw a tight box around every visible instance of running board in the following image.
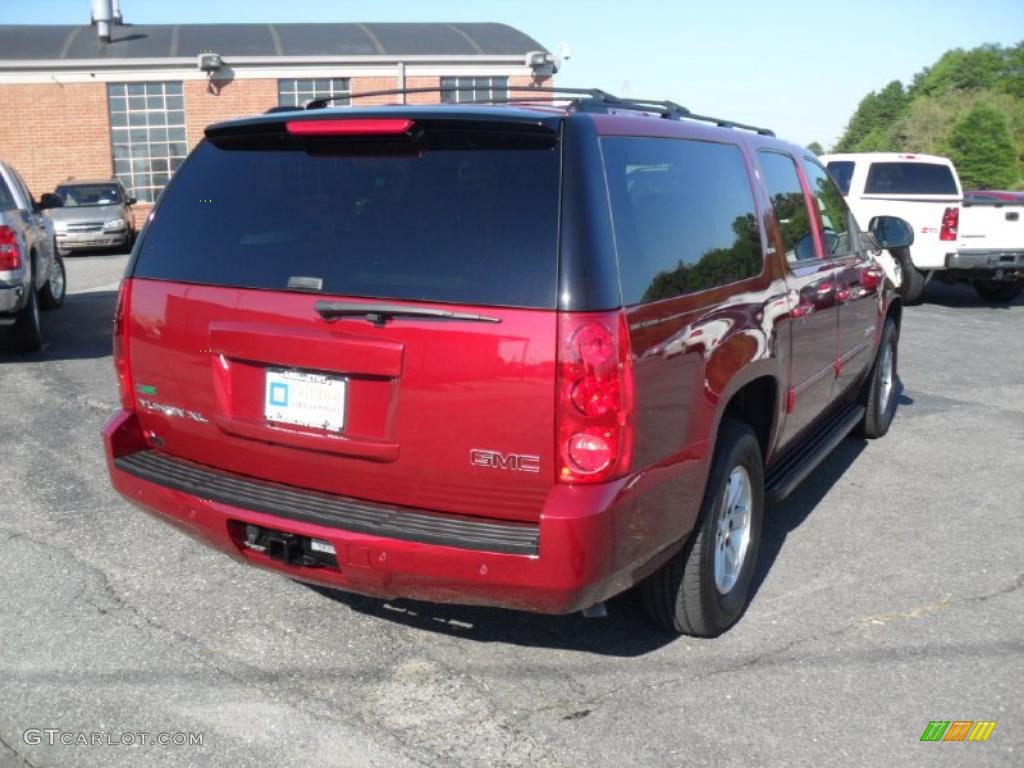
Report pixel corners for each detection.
[765,403,865,502]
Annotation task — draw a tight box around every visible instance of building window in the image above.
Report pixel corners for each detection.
[107,82,187,204]
[278,78,351,108]
[440,77,509,104]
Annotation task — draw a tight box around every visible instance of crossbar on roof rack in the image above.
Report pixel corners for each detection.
[304,86,775,136]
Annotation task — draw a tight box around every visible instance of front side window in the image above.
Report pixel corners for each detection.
[440,77,509,104]
[801,159,854,258]
[759,151,817,262]
[602,137,763,304]
[278,78,351,108]
[108,82,187,204]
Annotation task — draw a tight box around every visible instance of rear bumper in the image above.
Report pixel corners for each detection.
[946,249,1024,276]
[103,410,686,614]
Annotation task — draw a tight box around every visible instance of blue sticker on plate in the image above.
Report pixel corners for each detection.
[269,382,289,407]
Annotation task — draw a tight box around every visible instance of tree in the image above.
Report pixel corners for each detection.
[835,80,907,152]
[913,44,1016,97]
[806,141,824,156]
[836,43,1024,185]
[945,104,1020,189]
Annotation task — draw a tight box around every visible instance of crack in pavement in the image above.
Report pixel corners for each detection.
[0,731,37,768]
[0,527,425,767]
[0,527,540,768]
[534,569,1024,720]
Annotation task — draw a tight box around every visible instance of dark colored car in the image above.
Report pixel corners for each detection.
[49,179,136,255]
[103,89,912,637]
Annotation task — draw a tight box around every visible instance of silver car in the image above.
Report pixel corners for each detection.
[49,179,137,255]
[0,160,65,353]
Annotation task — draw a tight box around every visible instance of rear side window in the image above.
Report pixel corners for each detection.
[133,132,560,308]
[865,162,958,195]
[602,137,762,305]
[825,161,855,195]
[759,151,817,262]
[0,176,15,211]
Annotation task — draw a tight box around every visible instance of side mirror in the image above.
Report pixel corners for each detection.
[39,193,64,209]
[868,216,914,249]
[127,196,138,206]
[792,233,818,262]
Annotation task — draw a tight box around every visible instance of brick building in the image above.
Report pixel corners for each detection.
[0,20,555,226]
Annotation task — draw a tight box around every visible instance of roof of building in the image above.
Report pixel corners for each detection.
[0,22,547,61]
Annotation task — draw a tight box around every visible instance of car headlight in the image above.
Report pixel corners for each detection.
[53,221,68,233]
[103,218,128,232]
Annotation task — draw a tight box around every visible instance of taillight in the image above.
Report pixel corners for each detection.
[556,311,634,484]
[940,206,959,241]
[113,279,134,411]
[0,226,21,270]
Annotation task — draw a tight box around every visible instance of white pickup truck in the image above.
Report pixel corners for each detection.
[821,152,1024,304]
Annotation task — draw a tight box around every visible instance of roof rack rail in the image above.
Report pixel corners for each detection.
[304,86,775,136]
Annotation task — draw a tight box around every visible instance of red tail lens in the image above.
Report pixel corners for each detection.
[557,311,634,484]
[112,279,134,411]
[0,226,21,270]
[939,206,959,241]
[285,118,415,136]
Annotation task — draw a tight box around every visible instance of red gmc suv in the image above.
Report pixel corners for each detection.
[103,88,913,637]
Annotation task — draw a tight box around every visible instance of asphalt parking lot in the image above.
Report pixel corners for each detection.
[1,254,1021,768]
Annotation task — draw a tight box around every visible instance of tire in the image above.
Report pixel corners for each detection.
[38,254,66,310]
[858,317,899,439]
[973,279,1022,304]
[641,419,764,637]
[892,247,925,304]
[5,272,42,353]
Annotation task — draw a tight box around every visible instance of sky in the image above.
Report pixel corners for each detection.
[3,0,1023,147]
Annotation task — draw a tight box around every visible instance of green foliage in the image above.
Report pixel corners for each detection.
[806,141,824,156]
[911,44,1009,96]
[835,42,1024,188]
[944,105,1020,189]
[834,81,907,152]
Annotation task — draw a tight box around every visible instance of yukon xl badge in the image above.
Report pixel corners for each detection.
[470,449,540,474]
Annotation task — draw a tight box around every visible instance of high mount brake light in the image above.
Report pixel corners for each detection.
[556,311,635,484]
[0,226,21,270]
[939,206,959,242]
[285,118,415,137]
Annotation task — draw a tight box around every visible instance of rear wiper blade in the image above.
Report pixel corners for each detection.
[315,300,502,326]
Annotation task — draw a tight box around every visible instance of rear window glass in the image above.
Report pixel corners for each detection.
[132,132,560,308]
[864,162,958,195]
[825,161,854,195]
[601,137,762,305]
